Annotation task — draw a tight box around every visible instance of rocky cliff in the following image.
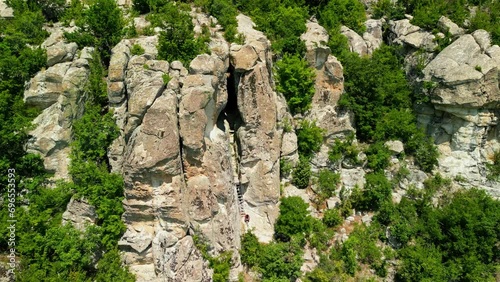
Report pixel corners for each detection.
[19,4,500,282]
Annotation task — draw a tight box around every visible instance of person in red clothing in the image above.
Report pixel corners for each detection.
[244,214,250,223]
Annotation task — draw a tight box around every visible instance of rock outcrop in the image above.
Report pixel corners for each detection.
[418,30,500,195]
[106,12,287,281]
[24,26,93,180]
[340,19,384,56]
[302,20,354,173]
[389,19,437,51]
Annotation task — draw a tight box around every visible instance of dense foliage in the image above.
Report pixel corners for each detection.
[339,45,438,172]
[233,0,309,56]
[275,196,313,241]
[275,55,316,115]
[379,185,500,281]
[0,0,132,276]
[64,0,124,63]
[318,0,366,34]
[292,156,312,189]
[147,1,210,64]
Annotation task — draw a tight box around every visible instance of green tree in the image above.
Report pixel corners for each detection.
[352,172,392,211]
[318,0,366,34]
[275,196,312,241]
[317,169,340,199]
[155,2,209,64]
[297,120,324,157]
[323,208,342,228]
[85,0,124,62]
[240,232,261,268]
[276,54,316,115]
[292,156,312,189]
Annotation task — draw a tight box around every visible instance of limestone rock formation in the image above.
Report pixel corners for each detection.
[62,197,97,231]
[232,13,282,243]
[340,19,384,56]
[438,16,465,38]
[418,30,500,195]
[389,19,437,51]
[24,26,94,180]
[105,12,290,280]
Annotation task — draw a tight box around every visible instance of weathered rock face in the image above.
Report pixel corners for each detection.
[0,0,13,18]
[108,34,225,281]
[302,20,355,172]
[24,26,93,180]
[232,14,282,243]
[417,30,500,195]
[389,19,437,51]
[340,19,384,56]
[62,197,97,231]
[107,12,288,280]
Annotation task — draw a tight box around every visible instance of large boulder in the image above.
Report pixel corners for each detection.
[389,19,437,51]
[418,30,500,194]
[422,30,500,107]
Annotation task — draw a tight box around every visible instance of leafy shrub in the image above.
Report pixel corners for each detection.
[204,0,238,42]
[372,0,405,20]
[130,44,145,55]
[352,172,392,211]
[85,0,124,62]
[318,0,367,34]
[63,0,124,63]
[153,2,209,64]
[253,5,308,56]
[486,150,500,181]
[280,158,294,178]
[33,0,67,22]
[323,208,342,228]
[292,156,311,189]
[240,231,304,281]
[240,232,261,268]
[259,238,304,281]
[317,169,340,198]
[328,134,361,166]
[275,54,316,115]
[297,120,324,157]
[309,218,334,252]
[365,142,391,172]
[406,131,439,173]
[275,196,313,241]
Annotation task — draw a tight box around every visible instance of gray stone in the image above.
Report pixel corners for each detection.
[62,197,97,231]
[341,26,368,56]
[385,140,404,154]
[0,0,13,18]
[438,16,464,37]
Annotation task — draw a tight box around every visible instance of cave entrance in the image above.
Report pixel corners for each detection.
[217,64,243,132]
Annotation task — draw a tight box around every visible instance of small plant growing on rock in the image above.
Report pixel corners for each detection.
[297,120,324,158]
[131,44,145,55]
[475,65,482,72]
[323,208,343,228]
[317,169,340,199]
[280,158,294,179]
[486,150,500,181]
[162,74,171,85]
[292,156,312,189]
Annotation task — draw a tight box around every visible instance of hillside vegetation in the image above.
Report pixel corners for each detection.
[0,0,498,281]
